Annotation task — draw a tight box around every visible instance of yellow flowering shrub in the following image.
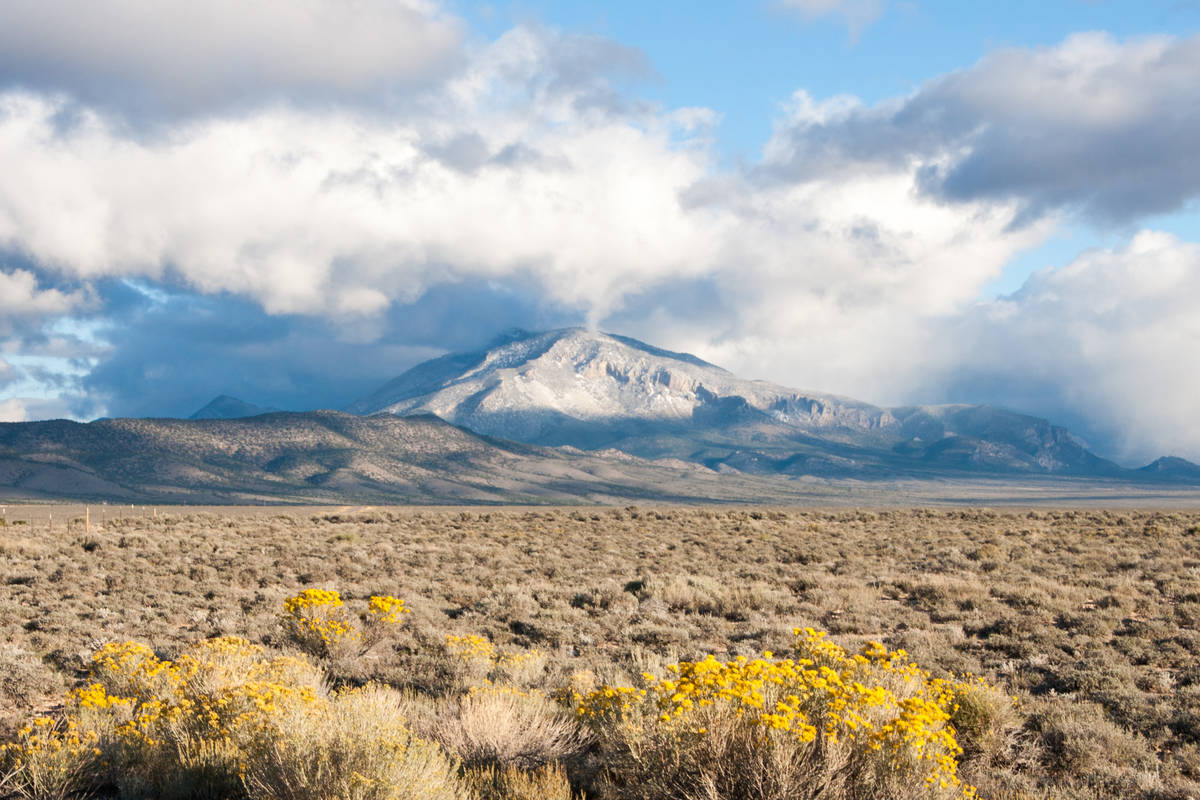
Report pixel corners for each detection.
[368,594,412,624]
[445,634,497,665]
[89,641,177,702]
[445,634,546,687]
[2,616,1010,800]
[280,589,410,660]
[573,627,995,800]
[0,714,105,800]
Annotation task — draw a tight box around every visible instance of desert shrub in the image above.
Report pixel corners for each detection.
[464,761,574,800]
[431,685,587,770]
[0,710,110,800]
[574,627,988,800]
[105,637,325,798]
[242,683,464,800]
[0,645,66,738]
[89,640,178,702]
[947,677,1020,766]
[444,634,500,687]
[3,636,331,799]
[3,633,472,800]
[443,635,548,689]
[279,589,410,661]
[1031,701,1158,782]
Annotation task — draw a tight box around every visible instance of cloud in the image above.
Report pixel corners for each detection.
[777,0,887,38]
[0,396,27,422]
[0,268,88,329]
[0,27,715,321]
[606,229,1200,465]
[763,32,1200,224]
[0,70,1043,409]
[0,395,77,422]
[926,231,1200,464]
[0,0,462,117]
[74,278,585,419]
[1,24,1198,464]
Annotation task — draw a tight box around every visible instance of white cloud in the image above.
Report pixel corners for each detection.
[926,232,1200,464]
[777,0,887,38]
[0,24,721,320]
[0,268,86,317]
[0,396,26,421]
[0,61,1042,394]
[763,32,1200,223]
[0,24,1197,464]
[0,395,75,422]
[0,0,462,115]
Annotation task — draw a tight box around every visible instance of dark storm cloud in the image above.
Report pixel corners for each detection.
[763,32,1200,225]
[78,280,583,419]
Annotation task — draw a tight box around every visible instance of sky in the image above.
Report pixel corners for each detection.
[1,0,1199,466]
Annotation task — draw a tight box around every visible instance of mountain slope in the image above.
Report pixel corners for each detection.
[1136,456,1200,482]
[349,328,1134,479]
[189,395,280,420]
[0,411,827,504]
[349,327,899,449]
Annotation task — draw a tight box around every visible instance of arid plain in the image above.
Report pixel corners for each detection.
[2,504,1199,799]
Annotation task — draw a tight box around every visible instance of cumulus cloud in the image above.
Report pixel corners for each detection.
[764,32,1200,224]
[1,23,1198,463]
[0,71,1043,410]
[0,268,87,322]
[0,396,27,422]
[0,395,79,423]
[0,0,462,117]
[0,28,718,320]
[924,232,1200,464]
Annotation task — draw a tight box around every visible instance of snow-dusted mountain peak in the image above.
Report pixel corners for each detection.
[345,327,1138,477]
[347,327,891,443]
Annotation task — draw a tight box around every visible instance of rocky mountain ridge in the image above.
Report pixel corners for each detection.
[4,328,1195,504]
[348,327,1167,480]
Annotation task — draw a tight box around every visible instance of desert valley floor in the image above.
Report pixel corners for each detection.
[2,504,1199,799]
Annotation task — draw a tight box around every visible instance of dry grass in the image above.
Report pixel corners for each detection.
[1,505,1199,798]
[429,686,587,770]
[464,761,573,800]
[243,684,463,800]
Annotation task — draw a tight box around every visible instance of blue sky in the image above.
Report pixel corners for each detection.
[1,0,1199,464]
[465,1,1199,152]
[466,0,1200,294]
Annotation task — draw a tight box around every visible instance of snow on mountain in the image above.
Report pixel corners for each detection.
[347,328,1145,478]
[347,327,896,443]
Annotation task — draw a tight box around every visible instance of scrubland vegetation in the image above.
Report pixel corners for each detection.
[1,506,1199,799]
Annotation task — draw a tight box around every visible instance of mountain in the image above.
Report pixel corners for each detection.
[348,327,896,450]
[0,411,831,504]
[348,328,1141,480]
[1136,456,1200,482]
[3,328,1194,505]
[189,395,280,420]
